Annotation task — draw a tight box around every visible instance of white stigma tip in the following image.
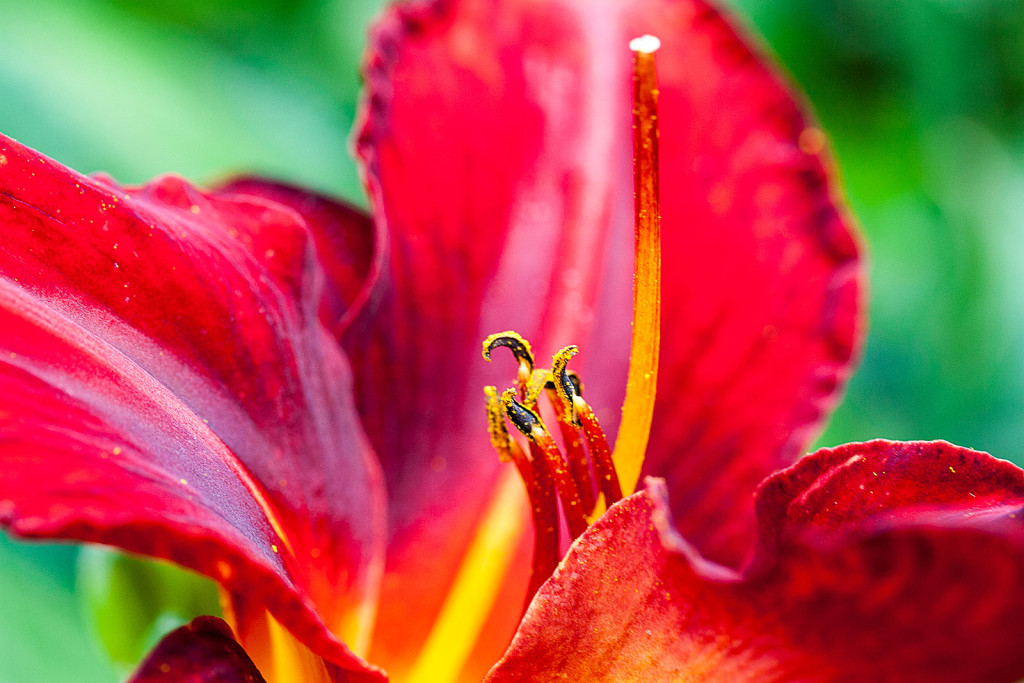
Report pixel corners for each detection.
[629,35,661,54]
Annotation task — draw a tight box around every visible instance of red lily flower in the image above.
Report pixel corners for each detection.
[3,0,1024,681]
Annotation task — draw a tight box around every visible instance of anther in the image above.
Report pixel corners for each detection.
[544,371,582,397]
[501,388,544,439]
[549,346,581,426]
[483,331,535,388]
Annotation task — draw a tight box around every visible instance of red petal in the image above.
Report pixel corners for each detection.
[354,0,860,670]
[216,178,380,337]
[489,444,1024,681]
[129,617,383,683]
[632,0,862,569]
[356,0,637,671]
[129,617,266,683]
[0,135,384,678]
[753,440,1024,559]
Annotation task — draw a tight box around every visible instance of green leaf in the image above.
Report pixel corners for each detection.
[77,546,222,676]
[0,534,116,682]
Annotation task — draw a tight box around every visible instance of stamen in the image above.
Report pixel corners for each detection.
[549,345,581,426]
[574,395,623,511]
[545,385,597,515]
[547,347,597,514]
[483,331,535,388]
[483,386,559,603]
[548,346,622,516]
[613,36,662,495]
[484,385,515,463]
[524,441,560,600]
[523,367,550,407]
[502,389,589,539]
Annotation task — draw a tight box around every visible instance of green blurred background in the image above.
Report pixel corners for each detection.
[1,0,1022,679]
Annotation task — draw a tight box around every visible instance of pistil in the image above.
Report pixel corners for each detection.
[613,35,662,495]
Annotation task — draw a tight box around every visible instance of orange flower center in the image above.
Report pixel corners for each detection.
[405,36,662,683]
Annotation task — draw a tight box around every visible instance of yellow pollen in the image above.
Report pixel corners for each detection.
[483,330,535,389]
[484,385,514,462]
[523,367,550,406]
[550,345,581,425]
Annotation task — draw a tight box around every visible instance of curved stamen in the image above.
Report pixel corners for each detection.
[483,331,535,388]
[547,348,597,514]
[545,384,597,516]
[484,385,515,463]
[550,348,621,514]
[574,396,623,511]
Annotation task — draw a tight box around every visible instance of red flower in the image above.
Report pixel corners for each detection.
[3,0,1024,681]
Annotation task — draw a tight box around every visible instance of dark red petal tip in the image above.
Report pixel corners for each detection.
[128,616,265,683]
[754,439,1024,558]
